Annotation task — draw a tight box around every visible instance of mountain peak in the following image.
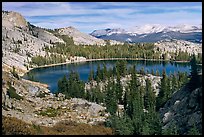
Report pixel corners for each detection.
[128,24,165,34]
[90,28,126,37]
[2,10,28,30]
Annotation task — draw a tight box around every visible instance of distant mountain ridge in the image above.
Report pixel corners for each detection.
[90,24,202,43]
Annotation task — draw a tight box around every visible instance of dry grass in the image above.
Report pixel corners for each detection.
[2,116,36,135]
[2,116,113,135]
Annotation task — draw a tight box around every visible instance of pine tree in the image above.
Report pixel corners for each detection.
[156,70,160,76]
[188,123,200,135]
[142,114,151,135]
[188,54,200,91]
[115,72,123,104]
[88,69,94,81]
[123,90,128,112]
[105,78,118,115]
[114,114,134,135]
[127,65,144,134]
[156,69,167,110]
[57,75,68,96]
[151,69,155,76]
[116,60,127,77]
[139,67,145,75]
[144,78,155,112]
[162,122,179,135]
[96,64,102,81]
[132,86,144,135]
[171,73,178,94]
[149,112,162,135]
[166,76,171,100]
[11,66,20,80]
[127,65,139,117]
[112,66,117,77]
[102,63,108,81]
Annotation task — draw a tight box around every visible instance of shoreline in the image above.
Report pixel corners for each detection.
[28,57,193,71]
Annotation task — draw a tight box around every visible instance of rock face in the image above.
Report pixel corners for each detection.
[32,27,65,44]
[154,39,202,56]
[2,11,28,31]
[2,11,54,73]
[57,27,106,46]
[159,85,202,134]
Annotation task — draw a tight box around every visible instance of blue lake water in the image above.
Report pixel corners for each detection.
[23,60,192,93]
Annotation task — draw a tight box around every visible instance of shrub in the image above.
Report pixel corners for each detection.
[7,85,23,100]
[11,66,20,80]
[36,92,49,98]
[37,108,58,117]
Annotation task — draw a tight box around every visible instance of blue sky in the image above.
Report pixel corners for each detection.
[2,2,202,33]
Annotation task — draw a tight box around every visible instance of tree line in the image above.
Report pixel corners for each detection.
[28,35,202,66]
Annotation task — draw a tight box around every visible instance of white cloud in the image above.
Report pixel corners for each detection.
[2,2,202,33]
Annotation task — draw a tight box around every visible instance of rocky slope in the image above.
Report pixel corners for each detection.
[2,11,28,31]
[159,82,202,134]
[154,39,202,59]
[2,71,109,127]
[57,26,106,46]
[31,26,65,44]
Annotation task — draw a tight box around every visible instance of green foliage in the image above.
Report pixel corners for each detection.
[188,54,200,91]
[114,115,134,135]
[11,66,20,80]
[144,78,155,112]
[32,124,42,134]
[115,60,127,77]
[196,53,202,64]
[175,51,190,61]
[115,73,123,104]
[7,84,23,100]
[156,70,160,76]
[27,72,38,82]
[162,122,179,135]
[105,78,118,115]
[88,69,94,81]
[57,71,85,99]
[57,75,68,94]
[30,53,66,66]
[36,92,49,98]
[41,40,165,63]
[37,108,58,117]
[95,64,102,81]
[156,69,167,110]
[13,45,21,53]
[188,123,200,135]
[171,73,178,94]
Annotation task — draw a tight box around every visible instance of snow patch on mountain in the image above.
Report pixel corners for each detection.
[91,24,202,36]
[127,24,166,34]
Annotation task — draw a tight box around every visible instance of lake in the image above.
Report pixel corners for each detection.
[23,60,192,93]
